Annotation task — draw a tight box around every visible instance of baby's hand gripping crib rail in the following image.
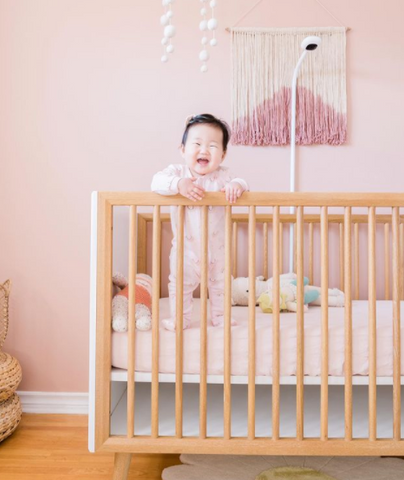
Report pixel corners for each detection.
[89,192,404,479]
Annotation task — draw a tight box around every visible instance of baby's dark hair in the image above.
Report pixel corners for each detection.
[181,114,231,152]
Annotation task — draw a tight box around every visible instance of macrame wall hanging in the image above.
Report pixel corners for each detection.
[231,26,347,146]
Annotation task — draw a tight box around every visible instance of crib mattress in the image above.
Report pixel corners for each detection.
[111,299,404,377]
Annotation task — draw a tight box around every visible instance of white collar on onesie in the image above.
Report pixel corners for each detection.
[184,165,229,186]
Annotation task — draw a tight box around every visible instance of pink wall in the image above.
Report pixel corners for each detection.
[1,0,404,392]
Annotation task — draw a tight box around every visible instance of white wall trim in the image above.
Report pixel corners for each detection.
[17,391,89,414]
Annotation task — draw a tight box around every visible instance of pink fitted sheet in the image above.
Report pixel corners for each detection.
[111,299,404,376]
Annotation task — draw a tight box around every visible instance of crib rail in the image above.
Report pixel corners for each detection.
[90,191,404,456]
[138,211,404,299]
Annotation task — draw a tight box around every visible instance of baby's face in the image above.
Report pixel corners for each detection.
[181,124,226,176]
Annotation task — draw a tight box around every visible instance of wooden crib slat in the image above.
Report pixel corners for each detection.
[296,206,304,441]
[385,223,390,300]
[224,206,232,440]
[339,223,344,291]
[272,206,280,441]
[176,205,185,439]
[263,222,269,279]
[294,219,297,275]
[321,207,329,441]
[199,206,208,439]
[344,207,353,441]
[400,223,404,300]
[354,223,360,300]
[368,207,377,441]
[392,207,401,440]
[248,206,256,440]
[137,214,147,274]
[279,222,284,274]
[232,221,238,278]
[151,206,161,438]
[309,222,314,285]
[127,206,137,438]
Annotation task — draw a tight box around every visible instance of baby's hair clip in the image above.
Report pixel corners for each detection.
[185,114,197,126]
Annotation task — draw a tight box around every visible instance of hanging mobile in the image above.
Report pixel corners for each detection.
[161,0,176,63]
[199,0,218,72]
[160,0,218,72]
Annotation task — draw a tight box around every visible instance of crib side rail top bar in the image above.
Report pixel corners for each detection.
[139,213,404,224]
[98,191,404,207]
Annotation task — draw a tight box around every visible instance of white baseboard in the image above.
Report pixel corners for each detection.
[17,391,89,414]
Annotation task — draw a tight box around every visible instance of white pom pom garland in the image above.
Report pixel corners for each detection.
[164,25,176,38]
[160,0,219,72]
[199,20,207,31]
[207,18,218,30]
[199,49,210,61]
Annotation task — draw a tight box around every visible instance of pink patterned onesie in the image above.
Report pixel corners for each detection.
[151,164,249,329]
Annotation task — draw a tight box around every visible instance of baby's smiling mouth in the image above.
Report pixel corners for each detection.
[197,158,209,166]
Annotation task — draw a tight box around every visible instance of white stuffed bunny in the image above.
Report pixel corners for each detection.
[231,276,269,306]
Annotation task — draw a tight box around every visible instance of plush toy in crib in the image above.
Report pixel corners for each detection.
[112,273,153,332]
[258,274,345,314]
[231,275,268,306]
[258,277,319,313]
[304,285,345,307]
[231,273,316,307]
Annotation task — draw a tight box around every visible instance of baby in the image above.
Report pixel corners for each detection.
[151,113,249,330]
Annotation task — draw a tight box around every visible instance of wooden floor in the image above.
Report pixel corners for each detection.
[0,414,181,480]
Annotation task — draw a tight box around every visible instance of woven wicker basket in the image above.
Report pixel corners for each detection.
[0,352,22,402]
[0,280,10,350]
[0,280,23,443]
[0,393,22,443]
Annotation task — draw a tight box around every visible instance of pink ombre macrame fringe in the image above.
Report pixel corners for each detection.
[232,86,347,146]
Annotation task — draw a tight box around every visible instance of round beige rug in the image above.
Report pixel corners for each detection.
[162,455,404,480]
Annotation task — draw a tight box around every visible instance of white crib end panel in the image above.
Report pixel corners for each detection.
[88,191,98,453]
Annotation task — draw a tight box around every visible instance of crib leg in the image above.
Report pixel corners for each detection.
[112,453,132,480]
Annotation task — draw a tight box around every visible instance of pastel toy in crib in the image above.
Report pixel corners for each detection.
[112,272,153,332]
[231,273,307,306]
[231,275,269,306]
[305,285,345,307]
[258,278,319,314]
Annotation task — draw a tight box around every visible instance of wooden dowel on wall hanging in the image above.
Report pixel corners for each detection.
[225,27,351,32]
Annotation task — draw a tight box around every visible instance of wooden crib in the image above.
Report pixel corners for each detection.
[89,192,404,480]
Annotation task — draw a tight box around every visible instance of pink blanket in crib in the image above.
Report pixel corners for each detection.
[111,299,404,377]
